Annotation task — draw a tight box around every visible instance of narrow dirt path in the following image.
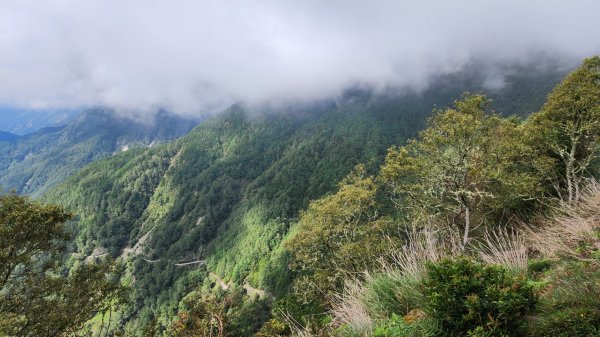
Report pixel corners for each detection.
[209,272,273,299]
[243,283,270,299]
[174,260,206,266]
[141,257,205,266]
[209,272,230,290]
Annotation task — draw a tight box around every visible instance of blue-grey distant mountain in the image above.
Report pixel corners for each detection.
[0,109,199,196]
[0,106,78,135]
[0,131,19,143]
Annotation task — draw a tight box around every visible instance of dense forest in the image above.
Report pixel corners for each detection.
[2,57,600,337]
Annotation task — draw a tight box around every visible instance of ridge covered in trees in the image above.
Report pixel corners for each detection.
[285,56,600,336]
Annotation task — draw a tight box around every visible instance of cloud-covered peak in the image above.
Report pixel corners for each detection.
[1,0,599,116]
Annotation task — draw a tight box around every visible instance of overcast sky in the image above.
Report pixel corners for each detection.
[1,0,600,116]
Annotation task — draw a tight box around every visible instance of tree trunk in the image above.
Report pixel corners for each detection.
[463,206,470,247]
[566,163,574,203]
[566,133,579,203]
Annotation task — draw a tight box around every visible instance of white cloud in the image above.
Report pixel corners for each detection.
[0,0,599,116]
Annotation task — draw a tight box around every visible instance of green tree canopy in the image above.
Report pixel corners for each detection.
[286,165,394,306]
[0,193,126,337]
[380,94,544,245]
[528,56,600,203]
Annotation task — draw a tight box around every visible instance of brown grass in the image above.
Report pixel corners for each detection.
[330,279,373,336]
[388,225,463,281]
[330,225,461,335]
[525,181,600,259]
[478,227,528,272]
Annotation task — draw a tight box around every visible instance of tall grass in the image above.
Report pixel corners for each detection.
[330,279,373,336]
[526,181,600,259]
[331,225,461,335]
[478,227,528,272]
[388,225,463,281]
[529,262,600,337]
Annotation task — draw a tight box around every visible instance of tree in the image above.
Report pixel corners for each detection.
[0,193,126,337]
[528,56,600,203]
[287,165,394,306]
[169,288,269,337]
[170,291,235,337]
[0,193,71,285]
[380,94,543,245]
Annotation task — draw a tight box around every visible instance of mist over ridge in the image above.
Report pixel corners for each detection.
[1,0,599,117]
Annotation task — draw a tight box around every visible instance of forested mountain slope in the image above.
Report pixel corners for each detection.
[0,109,198,196]
[283,57,600,337]
[43,66,566,334]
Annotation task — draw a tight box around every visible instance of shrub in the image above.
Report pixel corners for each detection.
[255,319,291,337]
[364,272,425,318]
[530,262,600,336]
[373,313,438,337]
[423,258,536,336]
[527,258,553,275]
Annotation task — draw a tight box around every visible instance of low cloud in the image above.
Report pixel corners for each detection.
[1,0,599,116]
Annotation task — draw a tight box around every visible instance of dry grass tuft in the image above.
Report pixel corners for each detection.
[388,225,463,280]
[279,310,330,337]
[525,181,600,259]
[330,279,373,336]
[478,227,528,272]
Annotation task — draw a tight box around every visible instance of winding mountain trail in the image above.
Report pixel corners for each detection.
[209,272,272,299]
[243,283,270,299]
[174,260,206,266]
[209,272,230,291]
[127,232,270,298]
[141,257,205,266]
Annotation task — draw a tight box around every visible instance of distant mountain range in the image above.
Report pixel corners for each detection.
[0,131,19,143]
[0,109,199,196]
[0,107,79,135]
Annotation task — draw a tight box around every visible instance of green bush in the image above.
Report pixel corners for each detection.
[527,258,553,275]
[373,313,438,337]
[365,272,425,318]
[423,258,536,336]
[530,262,600,336]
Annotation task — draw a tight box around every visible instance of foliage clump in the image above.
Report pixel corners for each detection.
[373,313,438,337]
[530,262,600,337]
[287,165,395,306]
[380,93,545,246]
[423,258,536,336]
[527,56,600,204]
[0,193,127,337]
